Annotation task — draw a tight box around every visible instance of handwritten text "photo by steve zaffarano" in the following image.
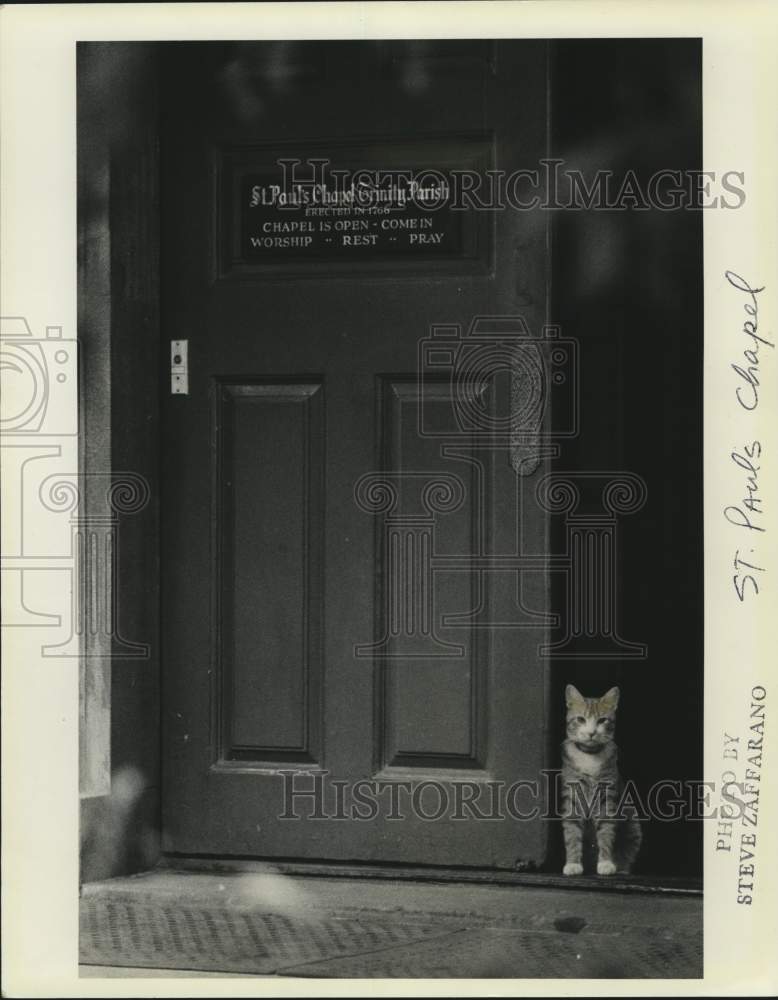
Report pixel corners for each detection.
[723,271,772,602]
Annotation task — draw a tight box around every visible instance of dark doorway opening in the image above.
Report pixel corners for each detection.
[546,39,703,881]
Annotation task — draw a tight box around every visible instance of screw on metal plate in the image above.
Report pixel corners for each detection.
[171,340,188,395]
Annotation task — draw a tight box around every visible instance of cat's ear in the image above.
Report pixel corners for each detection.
[600,686,620,711]
[565,684,585,708]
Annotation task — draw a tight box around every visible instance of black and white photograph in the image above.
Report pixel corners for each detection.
[1,2,776,995]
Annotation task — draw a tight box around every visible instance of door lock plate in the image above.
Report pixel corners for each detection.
[171,340,188,395]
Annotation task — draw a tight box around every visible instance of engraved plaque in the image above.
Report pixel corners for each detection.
[215,136,493,278]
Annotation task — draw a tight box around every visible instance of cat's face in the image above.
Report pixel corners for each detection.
[565,684,619,753]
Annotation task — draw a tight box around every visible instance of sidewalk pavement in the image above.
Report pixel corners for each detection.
[80,868,702,979]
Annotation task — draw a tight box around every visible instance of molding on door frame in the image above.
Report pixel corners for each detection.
[78,42,162,881]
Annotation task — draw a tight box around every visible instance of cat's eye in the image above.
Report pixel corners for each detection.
[573,716,585,724]
[597,717,609,725]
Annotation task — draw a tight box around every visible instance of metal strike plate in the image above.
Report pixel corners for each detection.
[171,340,188,395]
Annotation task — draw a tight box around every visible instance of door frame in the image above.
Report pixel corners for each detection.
[79,41,553,880]
[78,41,702,891]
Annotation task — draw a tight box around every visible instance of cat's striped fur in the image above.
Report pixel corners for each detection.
[561,684,642,876]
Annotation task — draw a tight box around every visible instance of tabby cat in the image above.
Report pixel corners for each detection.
[561,684,642,876]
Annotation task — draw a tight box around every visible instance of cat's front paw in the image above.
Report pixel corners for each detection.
[597,859,616,875]
[563,862,584,876]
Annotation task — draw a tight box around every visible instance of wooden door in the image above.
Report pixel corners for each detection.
[160,40,551,868]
